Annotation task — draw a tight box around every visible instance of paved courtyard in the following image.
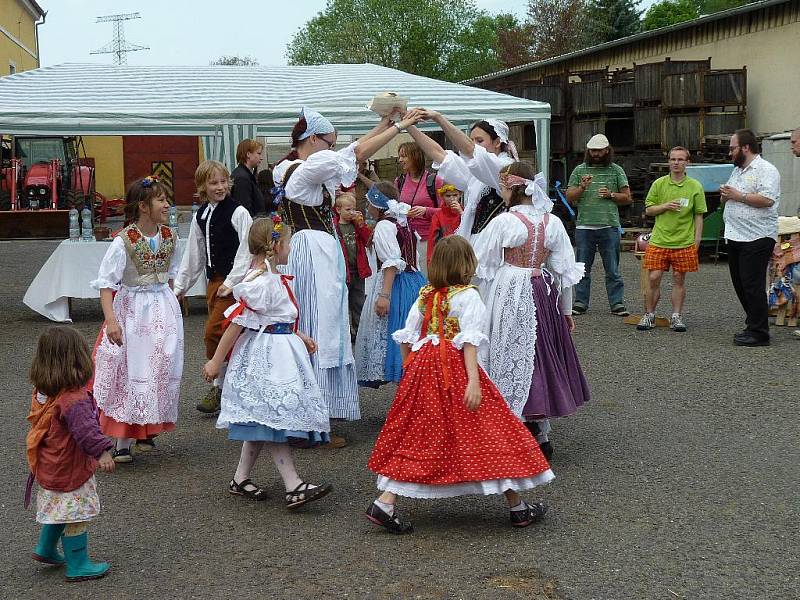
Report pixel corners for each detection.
[1,239,796,599]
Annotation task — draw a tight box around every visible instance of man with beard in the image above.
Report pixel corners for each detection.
[566,134,632,316]
[720,128,780,346]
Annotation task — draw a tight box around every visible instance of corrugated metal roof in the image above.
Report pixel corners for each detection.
[462,0,793,85]
[0,62,550,137]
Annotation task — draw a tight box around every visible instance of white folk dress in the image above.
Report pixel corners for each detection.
[91,225,184,435]
[273,143,360,420]
[473,204,585,417]
[216,266,330,442]
[433,146,514,247]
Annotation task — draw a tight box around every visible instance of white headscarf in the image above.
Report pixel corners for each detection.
[485,118,519,160]
[298,106,335,141]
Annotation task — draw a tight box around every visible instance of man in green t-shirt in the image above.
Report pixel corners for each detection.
[638,146,707,332]
[566,134,633,316]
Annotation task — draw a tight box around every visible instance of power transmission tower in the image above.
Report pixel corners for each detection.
[90,13,149,65]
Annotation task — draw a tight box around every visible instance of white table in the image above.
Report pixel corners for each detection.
[23,239,206,322]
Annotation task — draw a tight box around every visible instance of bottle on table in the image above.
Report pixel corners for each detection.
[168,204,178,229]
[81,207,93,241]
[68,208,80,241]
[191,201,199,222]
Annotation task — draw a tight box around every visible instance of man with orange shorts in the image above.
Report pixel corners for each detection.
[638,146,707,332]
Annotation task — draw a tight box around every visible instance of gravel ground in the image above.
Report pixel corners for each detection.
[0,240,797,600]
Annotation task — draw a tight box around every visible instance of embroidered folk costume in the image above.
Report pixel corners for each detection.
[355,187,426,385]
[367,285,554,498]
[474,174,590,421]
[272,133,361,420]
[92,223,184,439]
[216,264,330,444]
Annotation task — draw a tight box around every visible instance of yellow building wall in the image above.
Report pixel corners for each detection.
[82,136,126,199]
[0,0,40,74]
[487,3,800,136]
[600,25,800,135]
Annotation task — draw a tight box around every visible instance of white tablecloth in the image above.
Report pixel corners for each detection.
[23,239,206,322]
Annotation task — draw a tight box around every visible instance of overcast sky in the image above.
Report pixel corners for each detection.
[38,0,536,67]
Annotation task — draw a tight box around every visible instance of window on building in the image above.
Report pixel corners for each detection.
[9,62,17,75]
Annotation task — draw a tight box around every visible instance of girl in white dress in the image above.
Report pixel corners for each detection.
[405,110,517,247]
[473,161,591,458]
[272,107,423,444]
[354,182,426,386]
[203,217,332,508]
[92,176,184,463]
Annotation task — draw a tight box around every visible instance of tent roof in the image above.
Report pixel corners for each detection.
[0,63,550,136]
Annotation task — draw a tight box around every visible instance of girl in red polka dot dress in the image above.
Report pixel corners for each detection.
[366,236,554,534]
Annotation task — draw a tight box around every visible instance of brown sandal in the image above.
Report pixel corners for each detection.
[229,478,268,501]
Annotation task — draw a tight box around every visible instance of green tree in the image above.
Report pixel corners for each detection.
[643,0,699,30]
[701,0,756,13]
[587,0,642,42]
[525,0,592,61]
[286,0,512,82]
[211,56,259,66]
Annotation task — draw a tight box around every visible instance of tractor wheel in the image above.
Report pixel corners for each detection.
[0,190,10,211]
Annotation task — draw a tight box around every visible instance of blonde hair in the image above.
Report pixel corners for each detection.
[428,236,477,289]
[248,217,291,268]
[30,326,94,397]
[236,139,263,165]
[335,192,357,209]
[195,160,231,200]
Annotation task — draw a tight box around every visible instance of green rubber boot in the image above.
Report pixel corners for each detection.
[32,523,66,565]
[62,532,110,582]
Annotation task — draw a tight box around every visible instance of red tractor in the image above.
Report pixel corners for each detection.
[0,136,95,211]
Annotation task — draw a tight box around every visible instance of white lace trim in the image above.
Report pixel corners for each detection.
[354,270,390,382]
[485,268,537,417]
[217,332,330,432]
[334,141,359,188]
[379,257,407,271]
[450,330,489,350]
[376,470,554,499]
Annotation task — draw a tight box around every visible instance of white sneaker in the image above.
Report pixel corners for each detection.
[637,313,655,330]
[670,313,687,332]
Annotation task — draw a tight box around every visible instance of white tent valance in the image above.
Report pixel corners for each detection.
[0,63,551,179]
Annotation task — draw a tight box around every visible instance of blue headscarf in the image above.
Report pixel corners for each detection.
[298,106,335,141]
[366,184,391,210]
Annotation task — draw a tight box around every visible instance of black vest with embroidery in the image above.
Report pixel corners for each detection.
[195,195,239,279]
[282,187,335,236]
[472,186,507,235]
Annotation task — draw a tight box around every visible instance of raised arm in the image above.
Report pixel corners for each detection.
[353,111,423,163]
[406,124,447,164]
[422,109,476,159]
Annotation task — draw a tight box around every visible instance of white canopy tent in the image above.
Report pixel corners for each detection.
[0,63,551,180]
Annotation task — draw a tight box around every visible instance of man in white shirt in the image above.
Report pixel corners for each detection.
[720,128,781,346]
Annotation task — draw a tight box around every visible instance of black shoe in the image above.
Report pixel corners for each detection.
[539,441,554,461]
[111,448,133,464]
[365,502,414,534]
[733,332,770,347]
[510,501,548,528]
[572,304,587,315]
[610,304,630,317]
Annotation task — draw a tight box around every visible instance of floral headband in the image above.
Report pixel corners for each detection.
[141,175,160,187]
[499,171,530,190]
[437,184,460,195]
[271,214,285,241]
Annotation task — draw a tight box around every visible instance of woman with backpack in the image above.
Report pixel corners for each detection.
[395,142,443,277]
